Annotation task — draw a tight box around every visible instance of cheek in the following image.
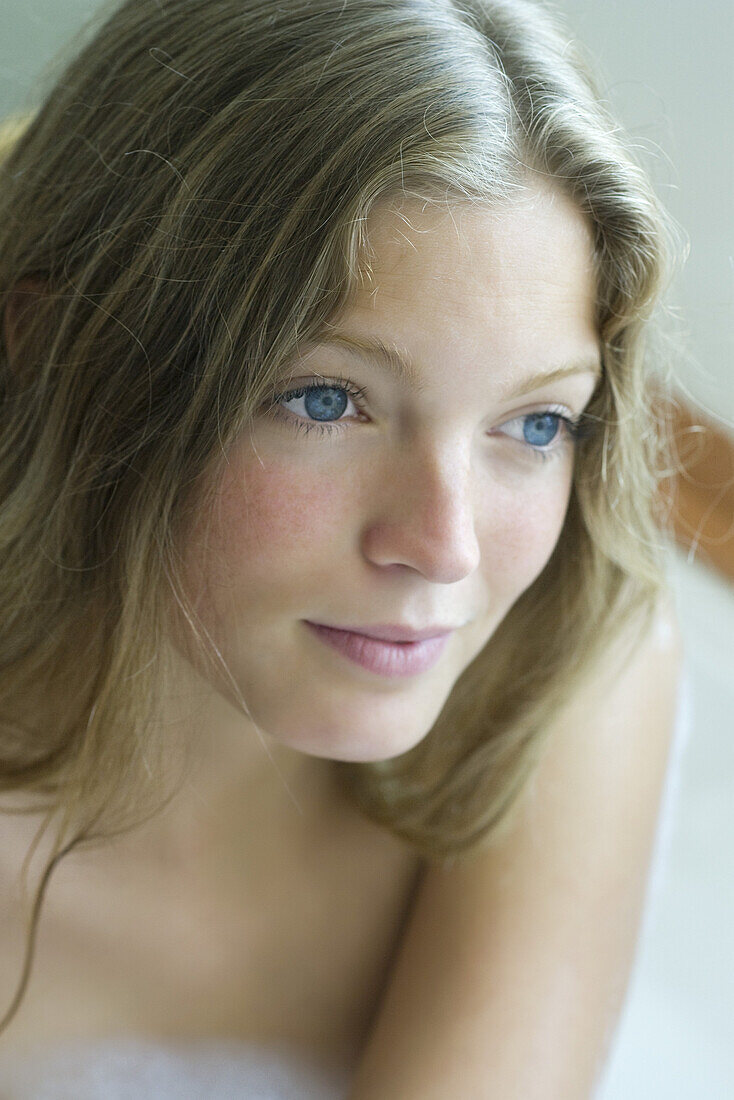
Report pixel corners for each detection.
[181,453,346,605]
[481,472,573,591]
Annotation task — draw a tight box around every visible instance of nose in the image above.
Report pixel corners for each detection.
[360,434,481,583]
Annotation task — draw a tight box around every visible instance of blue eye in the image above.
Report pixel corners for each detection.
[501,411,583,451]
[265,377,595,456]
[264,376,367,438]
[285,383,352,423]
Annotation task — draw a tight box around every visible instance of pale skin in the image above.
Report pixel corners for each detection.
[348,594,683,1099]
[2,175,684,1094]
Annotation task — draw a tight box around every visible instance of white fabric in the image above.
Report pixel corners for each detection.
[0,1037,350,1099]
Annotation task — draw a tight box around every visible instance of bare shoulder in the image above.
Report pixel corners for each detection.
[534,586,685,795]
[348,590,686,1099]
[575,585,684,706]
[0,800,44,929]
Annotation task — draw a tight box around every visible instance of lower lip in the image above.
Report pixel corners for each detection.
[304,622,452,678]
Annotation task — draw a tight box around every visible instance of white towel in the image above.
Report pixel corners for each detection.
[0,1037,350,1099]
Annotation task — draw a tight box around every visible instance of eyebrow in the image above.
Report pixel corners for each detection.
[317,332,603,398]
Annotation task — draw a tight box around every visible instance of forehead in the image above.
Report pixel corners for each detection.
[325,179,599,387]
[352,179,597,320]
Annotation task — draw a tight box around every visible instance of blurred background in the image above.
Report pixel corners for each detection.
[0,1,732,1096]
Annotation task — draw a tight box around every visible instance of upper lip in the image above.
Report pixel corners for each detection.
[307,622,460,643]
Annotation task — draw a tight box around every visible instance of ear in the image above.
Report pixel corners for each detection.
[3,276,49,368]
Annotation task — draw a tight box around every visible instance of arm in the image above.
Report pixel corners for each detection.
[349,594,685,1100]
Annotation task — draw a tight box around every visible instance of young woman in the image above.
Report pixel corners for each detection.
[0,0,687,1096]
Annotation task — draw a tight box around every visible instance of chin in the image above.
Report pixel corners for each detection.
[329,730,426,764]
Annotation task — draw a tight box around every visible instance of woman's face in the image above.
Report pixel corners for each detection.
[172,179,601,764]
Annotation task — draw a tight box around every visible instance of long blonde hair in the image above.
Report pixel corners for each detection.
[0,0,682,1033]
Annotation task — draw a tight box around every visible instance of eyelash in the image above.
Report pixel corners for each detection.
[265,375,597,462]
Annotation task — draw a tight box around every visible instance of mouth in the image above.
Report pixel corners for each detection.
[303,621,453,678]
[306,622,458,643]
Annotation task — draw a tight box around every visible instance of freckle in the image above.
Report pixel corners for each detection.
[227,464,344,547]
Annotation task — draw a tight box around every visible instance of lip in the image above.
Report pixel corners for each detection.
[312,622,458,643]
[303,621,452,678]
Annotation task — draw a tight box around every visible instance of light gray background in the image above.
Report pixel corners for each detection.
[1,4,732,1098]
